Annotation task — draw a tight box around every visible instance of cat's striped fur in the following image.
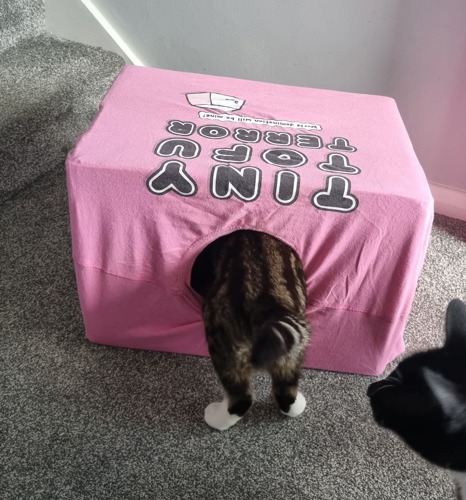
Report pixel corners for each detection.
[191,230,310,430]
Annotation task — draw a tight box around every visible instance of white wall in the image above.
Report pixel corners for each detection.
[45,0,130,61]
[46,0,466,219]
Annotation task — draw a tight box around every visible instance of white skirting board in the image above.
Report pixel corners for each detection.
[429,182,466,222]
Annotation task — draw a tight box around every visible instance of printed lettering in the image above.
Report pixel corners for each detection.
[327,137,357,152]
[296,134,322,149]
[317,153,360,175]
[147,160,198,197]
[261,148,307,168]
[311,176,358,213]
[234,128,261,143]
[211,165,261,202]
[166,120,196,136]
[273,170,300,205]
[212,144,252,163]
[198,125,230,139]
[155,138,201,159]
[265,131,292,146]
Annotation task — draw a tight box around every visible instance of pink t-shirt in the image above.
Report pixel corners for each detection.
[67,66,433,375]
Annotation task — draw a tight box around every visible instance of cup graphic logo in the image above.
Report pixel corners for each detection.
[186,92,245,113]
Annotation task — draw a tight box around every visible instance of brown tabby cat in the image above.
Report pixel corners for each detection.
[191,230,310,431]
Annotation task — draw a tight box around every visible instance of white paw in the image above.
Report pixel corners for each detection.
[204,399,242,431]
[281,391,306,417]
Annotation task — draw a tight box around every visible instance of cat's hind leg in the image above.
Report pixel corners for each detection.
[269,361,306,417]
[205,355,253,431]
[204,397,248,431]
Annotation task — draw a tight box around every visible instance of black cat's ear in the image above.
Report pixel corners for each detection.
[445,299,466,351]
[423,367,465,433]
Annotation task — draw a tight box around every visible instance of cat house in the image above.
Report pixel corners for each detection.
[66,66,433,376]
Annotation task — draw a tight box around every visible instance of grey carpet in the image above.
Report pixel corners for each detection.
[1,2,466,499]
[0,0,44,52]
[0,33,124,204]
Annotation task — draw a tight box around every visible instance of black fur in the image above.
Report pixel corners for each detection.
[368,298,466,472]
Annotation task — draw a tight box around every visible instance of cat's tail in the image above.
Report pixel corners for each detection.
[251,316,305,367]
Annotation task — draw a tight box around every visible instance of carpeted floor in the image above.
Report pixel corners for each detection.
[2,2,466,499]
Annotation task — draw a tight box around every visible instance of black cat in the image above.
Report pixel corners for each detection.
[368,299,466,497]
